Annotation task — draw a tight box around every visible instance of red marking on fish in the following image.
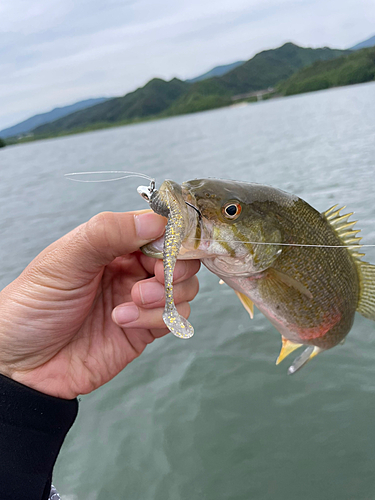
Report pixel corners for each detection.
[296,311,342,341]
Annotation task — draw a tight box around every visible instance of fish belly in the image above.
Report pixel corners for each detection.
[221,274,354,349]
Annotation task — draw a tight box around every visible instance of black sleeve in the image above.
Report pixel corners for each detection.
[0,373,78,500]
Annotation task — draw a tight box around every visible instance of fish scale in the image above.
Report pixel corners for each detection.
[255,198,359,346]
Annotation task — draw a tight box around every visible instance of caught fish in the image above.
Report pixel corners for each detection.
[138,178,375,374]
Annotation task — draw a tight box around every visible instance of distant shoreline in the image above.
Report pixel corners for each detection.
[4,43,375,147]
[6,79,375,147]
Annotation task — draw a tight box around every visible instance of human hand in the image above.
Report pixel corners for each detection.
[0,211,200,399]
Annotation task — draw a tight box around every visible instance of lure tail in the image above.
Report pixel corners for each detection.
[138,180,194,339]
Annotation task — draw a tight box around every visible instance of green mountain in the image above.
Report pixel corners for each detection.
[34,78,189,135]
[278,46,375,96]
[217,43,349,94]
[165,78,232,116]
[31,43,350,138]
[164,43,350,116]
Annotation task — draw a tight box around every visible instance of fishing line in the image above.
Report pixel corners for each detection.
[64,171,154,183]
[187,238,375,249]
[64,173,375,249]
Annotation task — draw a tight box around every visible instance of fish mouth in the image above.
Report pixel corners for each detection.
[141,180,213,260]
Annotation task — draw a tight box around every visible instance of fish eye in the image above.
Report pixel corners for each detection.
[222,202,242,220]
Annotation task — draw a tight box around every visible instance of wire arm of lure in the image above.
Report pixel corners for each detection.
[188,238,375,249]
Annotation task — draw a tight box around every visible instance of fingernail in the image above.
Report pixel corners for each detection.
[134,213,166,240]
[139,282,165,304]
[113,304,139,325]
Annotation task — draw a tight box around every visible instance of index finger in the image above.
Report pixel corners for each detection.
[139,254,201,284]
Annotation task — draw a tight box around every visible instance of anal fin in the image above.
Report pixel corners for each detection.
[235,291,255,319]
[276,337,302,365]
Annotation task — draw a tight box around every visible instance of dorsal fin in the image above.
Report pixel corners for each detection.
[322,205,365,259]
[323,205,375,320]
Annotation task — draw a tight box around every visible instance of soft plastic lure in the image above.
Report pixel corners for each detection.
[137,180,194,339]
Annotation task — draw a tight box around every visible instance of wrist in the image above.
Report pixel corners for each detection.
[0,362,14,381]
[0,364,78,400]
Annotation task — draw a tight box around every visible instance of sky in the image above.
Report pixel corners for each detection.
[1,0,375,131]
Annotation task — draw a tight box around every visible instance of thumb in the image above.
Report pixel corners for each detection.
[74,210,167,271]
[27,211,166,280]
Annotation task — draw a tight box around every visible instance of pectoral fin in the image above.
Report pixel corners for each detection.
[268,268,313,299]
[235,291,255,319]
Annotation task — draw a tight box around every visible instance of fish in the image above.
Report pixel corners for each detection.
[137,178,375,374]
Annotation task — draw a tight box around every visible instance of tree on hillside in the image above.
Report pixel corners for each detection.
[0,137,6,148]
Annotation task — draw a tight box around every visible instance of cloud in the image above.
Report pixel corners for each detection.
[1,0,374,130]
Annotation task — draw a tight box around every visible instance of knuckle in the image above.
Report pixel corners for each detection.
[87,211,115,236]
[84,212,118,256]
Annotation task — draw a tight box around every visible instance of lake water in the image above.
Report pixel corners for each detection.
[1,82,375,500]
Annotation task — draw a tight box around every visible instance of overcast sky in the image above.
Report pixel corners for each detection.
[1,0,374,130]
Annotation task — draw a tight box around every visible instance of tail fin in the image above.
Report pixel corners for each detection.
[356,262,375,321]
